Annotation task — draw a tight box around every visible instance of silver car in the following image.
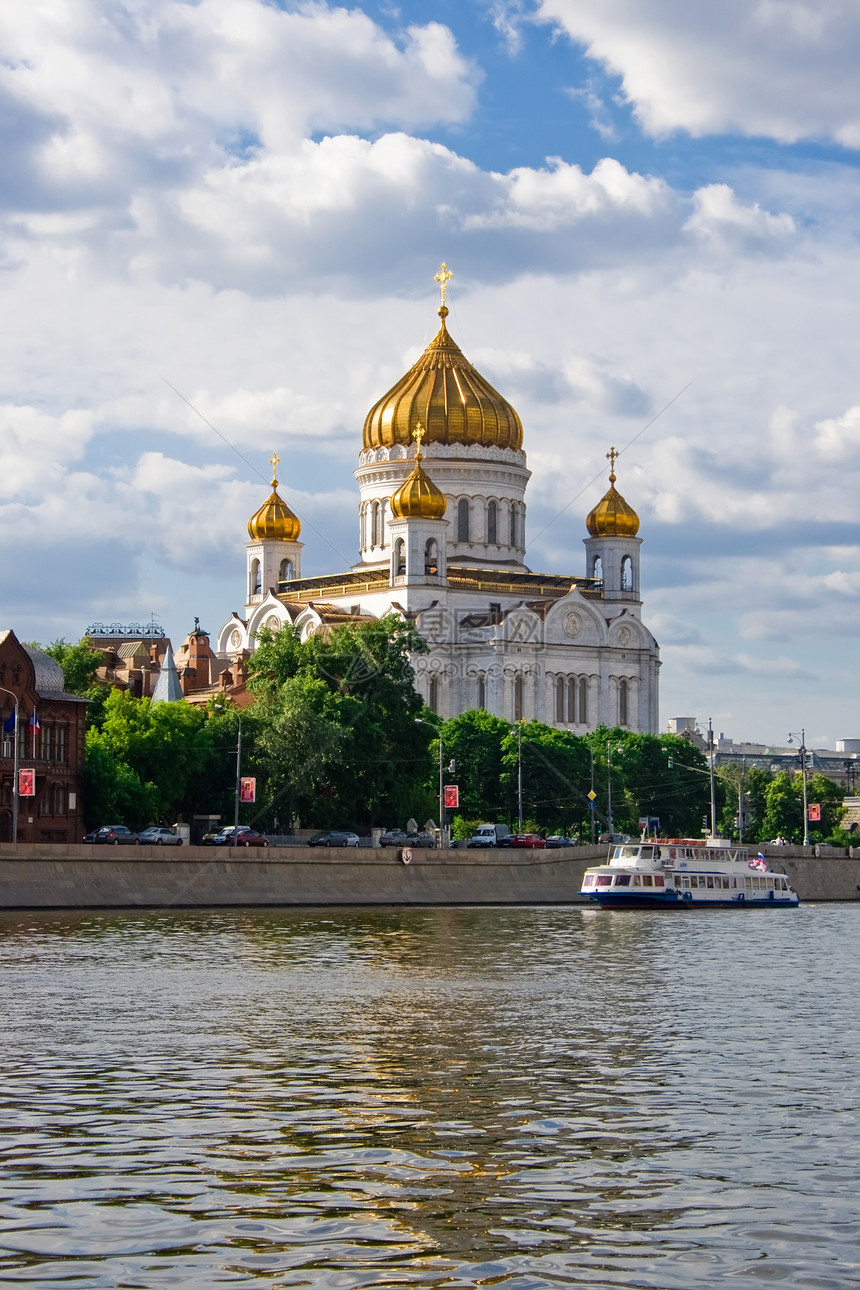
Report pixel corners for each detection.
[139,827,184,846]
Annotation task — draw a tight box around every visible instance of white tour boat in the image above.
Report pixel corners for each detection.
[581,837,800,908]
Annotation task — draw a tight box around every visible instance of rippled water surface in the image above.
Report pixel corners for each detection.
[1,904,858,1288]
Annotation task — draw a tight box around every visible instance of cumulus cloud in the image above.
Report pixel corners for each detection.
[536,0,860,144]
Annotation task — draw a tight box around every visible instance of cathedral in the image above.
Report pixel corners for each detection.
[216,269,660,732]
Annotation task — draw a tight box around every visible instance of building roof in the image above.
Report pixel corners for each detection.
[362,305,523,453]
[151,643,184,703]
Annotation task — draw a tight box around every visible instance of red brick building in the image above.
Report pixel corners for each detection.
[0,629,87,843]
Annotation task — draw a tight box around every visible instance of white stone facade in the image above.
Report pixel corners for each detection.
[217,335,659,734]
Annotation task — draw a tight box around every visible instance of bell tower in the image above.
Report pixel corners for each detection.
[583,448,642,603]
[245,453,303,615]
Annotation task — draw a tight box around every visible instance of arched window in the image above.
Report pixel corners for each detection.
[621,555,633,592]
[619,678,629,727]
[371,501,381,548]
[509,503,517,548]
[568,677,578,724]
[428,677,439,713]
[279,558,293,585]
[487,500,497,545]
[476,674,486,709]
[556,676,565,723]
[592,555,603,583]
[579,677,588,726]
[394,538,406,577]
[457,499,470,543]
[250,559,261,597]
[514,674,524,722]
[424,538,438,575]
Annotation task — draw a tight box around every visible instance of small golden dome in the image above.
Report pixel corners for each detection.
[247,453,301,542]
[363,297,523,452]
[586,449,640,537]
[390,425,447,520]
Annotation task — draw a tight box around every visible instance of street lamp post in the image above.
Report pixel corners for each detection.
[1,687,19,843]
[517,721,523,832]
[415,718,445,844]
[607,743,614,836]
[707,717,717,841]
[788,729,810,846]
[215,703,242,834]
[589,746,596,845]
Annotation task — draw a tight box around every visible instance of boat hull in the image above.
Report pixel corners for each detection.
[587,890,799,909]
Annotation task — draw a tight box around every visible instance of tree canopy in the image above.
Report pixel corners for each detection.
[246,615,435,829]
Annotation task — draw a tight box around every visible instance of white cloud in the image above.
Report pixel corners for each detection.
[684,184,796,256]
[536,0,860,144]
[0,0,477,219]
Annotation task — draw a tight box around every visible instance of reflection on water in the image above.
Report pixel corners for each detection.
[1,905,858,1288]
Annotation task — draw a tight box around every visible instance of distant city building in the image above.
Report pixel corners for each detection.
[216,270,661,731]
[0,629,87,843]
[667,717,860,789]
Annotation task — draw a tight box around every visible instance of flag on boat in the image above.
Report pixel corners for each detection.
[3,710,15,734]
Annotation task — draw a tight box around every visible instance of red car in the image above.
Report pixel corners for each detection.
[510,833,547,849]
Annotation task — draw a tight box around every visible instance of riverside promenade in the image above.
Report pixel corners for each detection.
[1,842,859,907]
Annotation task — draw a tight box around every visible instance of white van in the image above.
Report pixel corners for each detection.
[467,823,512,849]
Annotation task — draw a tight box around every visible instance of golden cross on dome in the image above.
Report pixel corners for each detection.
[435,262,453,307]
[606,445,619,480]
[413,421,425,460]
[270,451,280,484]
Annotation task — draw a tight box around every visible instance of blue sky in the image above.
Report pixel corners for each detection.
[2,0,860,746]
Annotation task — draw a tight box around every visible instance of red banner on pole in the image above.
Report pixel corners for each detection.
[240,777,256,803]
[18,768,35,797]
[444,785,459,809]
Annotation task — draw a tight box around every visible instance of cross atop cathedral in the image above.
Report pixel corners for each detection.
[270,451,280,484]
[435,262,453,308]
[413,421,425,459]
[606,445,619,480]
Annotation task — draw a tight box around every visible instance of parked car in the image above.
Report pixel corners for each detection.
[379,829,409,847]
[545,835,577,848]
[406,831,436,849]
[205,825,269,847]
[82,825,140,845]
[139,826,184,846]
[308,830,360,848]
[467,823,512,848]
[510,833,548,849]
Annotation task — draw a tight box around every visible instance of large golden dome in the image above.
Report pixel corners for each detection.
[363,305,523,452]
[248,455,301,542]
[586,450,640,537]
[390,428,447,520]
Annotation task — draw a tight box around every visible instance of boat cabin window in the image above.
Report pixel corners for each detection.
[582,874,595,887]
[642,875,653,887]
[654,875,664,887]
[596,875,611,886]
[613,875,631,886]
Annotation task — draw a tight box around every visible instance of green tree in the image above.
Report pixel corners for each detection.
[761,771,801,842]
[247,615,434,829]
[432,709,510,821]
[501,722,592,835]
[717,764,771,841]
[40,636,111,728]
[805,773,846,842]
[83,690,219,828]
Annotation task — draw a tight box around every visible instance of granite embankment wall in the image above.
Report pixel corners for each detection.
[1,843,859,908]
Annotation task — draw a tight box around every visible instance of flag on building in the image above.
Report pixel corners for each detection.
[28,711,40,733]
[3,710,15,734]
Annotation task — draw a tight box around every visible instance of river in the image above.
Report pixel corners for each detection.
[1,904,857,1288]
